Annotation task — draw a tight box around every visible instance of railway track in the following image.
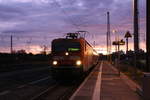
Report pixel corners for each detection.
[30,66,97,100]
[0,75,56,100]
[31,78,84,100]
[0,75,85,100]
[0,63,97,100]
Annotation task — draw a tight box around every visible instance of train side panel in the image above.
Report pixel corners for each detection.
[82,41,98,72]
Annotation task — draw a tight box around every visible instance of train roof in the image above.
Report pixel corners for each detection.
[52,37,85,42]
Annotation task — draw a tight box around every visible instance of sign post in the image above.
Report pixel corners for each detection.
[124,31,132,54]
[112,39,125,76]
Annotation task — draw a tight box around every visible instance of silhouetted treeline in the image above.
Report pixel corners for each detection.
[0,53,52,72]
[0,53,51,64]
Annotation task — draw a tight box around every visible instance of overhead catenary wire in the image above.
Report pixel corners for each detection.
[45,1,107,40]
[52,0,81,30]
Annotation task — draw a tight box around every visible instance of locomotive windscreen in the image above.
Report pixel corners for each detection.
[52,41,81,52]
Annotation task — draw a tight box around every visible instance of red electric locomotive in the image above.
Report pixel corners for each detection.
[50,33,99,78]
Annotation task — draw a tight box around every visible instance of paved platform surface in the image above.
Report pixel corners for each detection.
[101,61,142,100]
[70,61,142,100]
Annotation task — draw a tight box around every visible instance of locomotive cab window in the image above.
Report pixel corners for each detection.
[52,41,81,52]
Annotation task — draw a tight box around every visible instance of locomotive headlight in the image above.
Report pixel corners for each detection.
[76,60,82,66]
[53,61,58,65]
[65,52,69,56]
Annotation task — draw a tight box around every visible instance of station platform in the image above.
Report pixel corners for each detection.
[70,61,142,100]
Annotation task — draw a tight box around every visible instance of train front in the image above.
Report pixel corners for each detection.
[50,39,84,78]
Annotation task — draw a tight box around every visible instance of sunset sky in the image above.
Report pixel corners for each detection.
[0,0,146,54]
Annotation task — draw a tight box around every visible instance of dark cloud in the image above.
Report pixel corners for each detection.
[0,0,146,52]
[0,4,26,21]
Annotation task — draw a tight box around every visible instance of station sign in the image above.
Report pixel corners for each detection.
[112,39,125,45]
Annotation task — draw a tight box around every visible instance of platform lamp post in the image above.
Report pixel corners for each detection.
[124,31,132,54]
[112,30,118,52]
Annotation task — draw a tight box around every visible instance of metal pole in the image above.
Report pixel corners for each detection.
[115,32,117,52]
[118,43,120,76]
[107,12,111,61]
[113,30,117,52]
[107,12,109,55]
[134,0,139,52]
[133,0,139,77]
[146,0,150,72]
[11,35,13,54]
[126,38,128,53]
